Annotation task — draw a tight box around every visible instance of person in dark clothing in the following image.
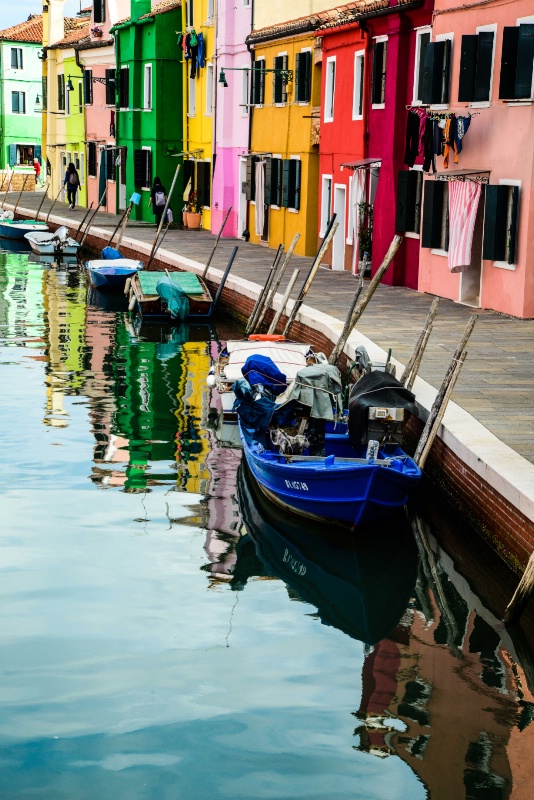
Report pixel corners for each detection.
[148,176,167,226]
[63,162,80,209]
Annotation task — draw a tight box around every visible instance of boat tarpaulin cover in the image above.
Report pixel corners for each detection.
[101,246,123,260]
[156,277,190,321]
[276,364,343,421]
[139,271,204,296]
[224,341,310,383]
[242,355,288,396]
[348,371,418,448]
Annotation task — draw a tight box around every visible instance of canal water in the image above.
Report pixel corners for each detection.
[1,240,533,800]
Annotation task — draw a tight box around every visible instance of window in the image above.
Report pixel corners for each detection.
[499,24,534,100]
[80,153,85,186]
[187,0,194,28]
[245,156,258,201]
[106,148,115,181]
[144,64,152,110]
[241,68,249,114]
[320,175,333,235]
[422,180,449,251]
[274,55,288,104]
[183,159,195,196]
[42,76,48,110]
[88,142,97,177]
[207,0,214,22]
[11,48,23,69]
[421,37,452,105]
[119,67,129,109]
[11,91,26,114]
[265,157,283,206]
[324,57,336,121]
[188,76,196,115]
[252,58,265,105]
[243,0,250,6]
[196,161,211,207]
[282,158,301,210]
[134,148,151,188]
[413,28,431,103]
[372,38,387,106]
[458,29,495,103]
[352,50,365,119]
[396,169,423,235]
[206,64,214,114]
[296,50,312,103]
[93,0,106,24]
[483,183,519,265]
[57,74,65,111]
[65,82,70,116]
[105,69,116,105]
[78,82,83,114]
[84,69,93,104]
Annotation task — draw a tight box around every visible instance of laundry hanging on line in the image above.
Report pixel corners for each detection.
[404,109,473,172]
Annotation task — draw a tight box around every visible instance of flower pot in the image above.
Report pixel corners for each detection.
[186,212,201,229]
[182,211,188,227]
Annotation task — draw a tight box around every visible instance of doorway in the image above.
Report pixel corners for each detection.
[332,185,346,270]
[238,158,247,237]
[459,185,484,307]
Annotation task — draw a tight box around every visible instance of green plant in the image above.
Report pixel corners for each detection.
[358,201,373,259]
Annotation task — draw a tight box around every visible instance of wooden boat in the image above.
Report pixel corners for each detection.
[128,270,213,321]
[0,219,49,240]
[234,362,422,528]
[86,258,143,290]
[24,226,80,256]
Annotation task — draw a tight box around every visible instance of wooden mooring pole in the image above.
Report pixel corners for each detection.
[401,297,440,389]
[503,552,534,627]
[35,181,51,219]
[202,206,232,280]
[12,174,29,217]
[244,245,283,337]
[267,269,300,335]
[253,233,301,334]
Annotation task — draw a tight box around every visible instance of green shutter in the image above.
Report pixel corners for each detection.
[508,186,519,265]
[421,181,444,249]
[274,56,283,103]
[458,35,478,102]
[515,24,534,99]
[295,53,302,102]
[441,39,451,103]
[274,158,283,205]
[134,150,145,186]
[281,159,291,207]
[196,162,206,206]
[292,160,301,210]
[253,62,261,104]
[483,185,508,261]
[396,171,416,233]
[474,32,494,102]
[264,158,273,205]
[9,144,17,166]
[421,42,435,105]
[423,41,451,104]
[105,69,116,105]
[499,27,519,99]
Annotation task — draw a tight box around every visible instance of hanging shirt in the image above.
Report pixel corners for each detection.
[197,33,205,69]
[184,34,191,60]
[454,115,472,161]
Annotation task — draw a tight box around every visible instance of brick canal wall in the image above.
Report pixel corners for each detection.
[17,211,534,575]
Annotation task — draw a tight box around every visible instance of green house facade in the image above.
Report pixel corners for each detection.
[111,0,183,223]
[0,16,44,172]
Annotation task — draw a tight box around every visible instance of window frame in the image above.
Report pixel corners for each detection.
[241,67,249,116]
[412,27,431,104]
[187,0,194,29]
[119,66,129,110]
[469,24,497,108]
[296,48,312,104]
[207,0,214,23]
[143,63,152,110]
[11,47,23,70]
[371,36,388,108]
[11,91,26,114]
[188,75,196,116]
[93,0,106,25]
[320,174,333,237]
[324,56,336,122]
[352,49,365,120]
[205,63,214,115]
[273,53,288,105]
[427,32,453,110]
[252,57,265,106]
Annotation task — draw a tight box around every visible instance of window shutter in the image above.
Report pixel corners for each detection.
[396,171,419,233]
[245,158,257,201]
[515,24,534,99]
[281,159,291,207]
[57,74,65,111]
[421,181,444,249]
[9,144,17,167]
[134,150,145,186]
[302,51,311,102]
[292,160,301,210]
[145,150,152,189]
[12,91,19,113]
[474,32,494,102]
[483,185,508,261]
[35,145,42,163]
[282,56,288,103]
[42,76,48,110]
[458,35,478,102]
[422,41,451,104]
[196,163,205,206]
[120,69,129,108]
[274,56,283,103]
[105,69,116,105]
[441,39,451,103]
[264,158,273,205]
[508,186,519,265]
[84,71,93,104]
[421,42,436,105]
[203,162,211,207]
[499,27,519,99]
[88,142,96,176]
[372,42,384,104]
[295,53,302,102]
[253,62,262,104]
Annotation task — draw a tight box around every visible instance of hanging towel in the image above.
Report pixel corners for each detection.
[197,33,205,69]
[448,180,481,273]
[454,115,472,162]
[254,160,265,236]
[350,169,366,274]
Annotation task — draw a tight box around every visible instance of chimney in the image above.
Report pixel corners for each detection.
[131,0,152,23]
[46,0,66,46]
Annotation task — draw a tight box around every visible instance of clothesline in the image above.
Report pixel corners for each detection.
[405,105,483,119]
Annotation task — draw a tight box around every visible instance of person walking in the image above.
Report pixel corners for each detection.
[63,162,80,209]
[33,158,42,187]
[148,176,167,227]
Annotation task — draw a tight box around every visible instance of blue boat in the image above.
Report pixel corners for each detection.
[0,220,49,240]
[234,360,422,529]
[85,258,143,291]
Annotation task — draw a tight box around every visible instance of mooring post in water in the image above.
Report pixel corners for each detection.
[244,245,283,337]
[46,187,63,223]
[267,269,300,335]
[327,270,365,367]
[12,174,29,217]
[202,206,232,280]
[212,246,239,312]
[248,246,284,336]
[74,202,94,240]
[79,188,107,247]
[107,206,129,246]
[149,163,181,262]
[401,296,440,389]
[503,552,534,627]
[1,170,14,209]
[146,221,171,269]
[36,181,50,219]
[253,233,300,334]
[328,235,402,366]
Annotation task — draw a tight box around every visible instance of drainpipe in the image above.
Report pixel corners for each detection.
[244,0,255,237]
[360,22,372,162]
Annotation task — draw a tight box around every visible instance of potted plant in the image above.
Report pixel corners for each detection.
[185,191,202,229]
[91,26,103,38]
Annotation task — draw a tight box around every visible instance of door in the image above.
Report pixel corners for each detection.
[459,185,484,307]
[238,158,247,237]
[60,151,67,202]
[332,184,346,270]
[119,147,127,210]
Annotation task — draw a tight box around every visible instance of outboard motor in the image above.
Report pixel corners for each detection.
[348,371,418,452]
[55,226,69,246]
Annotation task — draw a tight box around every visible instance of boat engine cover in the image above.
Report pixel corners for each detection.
[348,371,418,449]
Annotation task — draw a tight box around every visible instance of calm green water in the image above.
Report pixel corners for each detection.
[1,241,532,799]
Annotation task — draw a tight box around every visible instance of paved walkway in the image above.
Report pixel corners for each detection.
[7,191,534,463]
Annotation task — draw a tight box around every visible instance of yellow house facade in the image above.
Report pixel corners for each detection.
[181,0,214,231]
[246,25,321,257]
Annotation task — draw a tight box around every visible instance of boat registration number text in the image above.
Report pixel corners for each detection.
[285,480,308,491]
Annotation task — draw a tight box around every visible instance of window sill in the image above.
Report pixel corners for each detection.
[371,103,385,110]
[142,109,152,112]
[298,101,310,106]
[469,100,490,108]
[141,187,150,192]
[271,205,280,211]
[506,99,533,106]
[493,260,516,271]
[288,208,299,214]
[405,231,420,240]
[187,113,196,118]
[352,114,363,121]
[324,116,333,123]
[430,104,449,111]
[274,103,287,108]
[431,248,448,257]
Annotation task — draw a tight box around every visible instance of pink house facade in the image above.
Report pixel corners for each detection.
[211,0,252,238]
[418,0,534,317]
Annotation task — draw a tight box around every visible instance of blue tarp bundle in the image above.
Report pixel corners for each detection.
[101,246,123,260]
[242,354,287,396]
[233,379,295,448]
[156,277,190,321]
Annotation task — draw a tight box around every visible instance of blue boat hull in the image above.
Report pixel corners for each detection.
[239,422,421,528]
[0,221,47,240]
[87,267,140,290]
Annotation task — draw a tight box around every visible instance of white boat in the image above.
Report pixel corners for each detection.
[0,210,14,220]
[24,226,80,256]
[208,337,316,414]
[85,258,144,290]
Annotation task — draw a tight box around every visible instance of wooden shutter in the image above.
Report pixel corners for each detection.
[508,186,519,265]
[372,42,385,104]
[474,32,494,102]
[422,40,451,104]
[499,27,519,99]
[421,42,436,105]
[274,56,283,103]
[94,0,106,24]
[144,150,151,189]
[9,144,17,166]
[35,145,42,163]
[421,181,445,249]
[245,157,257,201]
[264,158,273,205]
[134,150,145,186]
[105,69,116,105]
[42,76,47,110]
[458,35,478,102]
[119,68,129,108]
[88,142,97,177]
[84,71,93,104]
[292,160,301,210]
[515,24,534,99]
[483,185,508,261]
[196,163,205,206]
[296,52,311,102]
[252,62,262,104]
[106,149,115,180]
[281,159,291,207]
[203,162,211,207]
[441,39,451,103]
[396,171,420,233]
[57,74,65,110]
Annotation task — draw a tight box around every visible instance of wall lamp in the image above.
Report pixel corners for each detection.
[66,74,115,91]
[218,66,294,87]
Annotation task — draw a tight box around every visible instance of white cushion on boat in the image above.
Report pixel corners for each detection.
[87,259,142,269]
[223,341,310,382]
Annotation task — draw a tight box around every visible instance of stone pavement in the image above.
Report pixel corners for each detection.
[7,191,534,463]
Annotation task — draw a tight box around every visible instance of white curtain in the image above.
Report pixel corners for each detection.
[448,180,482,273]
[254,160,265,236]
[350,169,366,274]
